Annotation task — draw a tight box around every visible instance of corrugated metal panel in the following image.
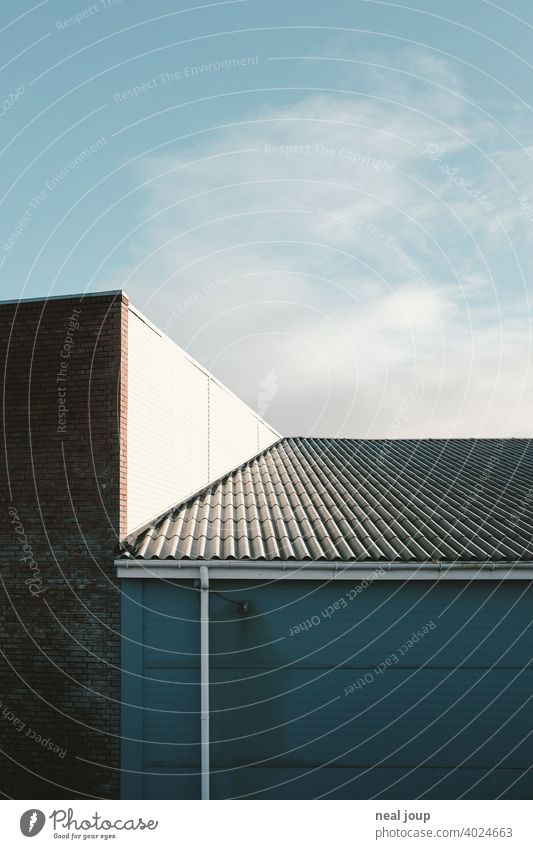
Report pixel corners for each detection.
[126,309,279,533]
[121,578,533,799]
[126,437,533,562]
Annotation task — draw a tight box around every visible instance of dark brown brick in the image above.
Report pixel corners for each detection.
[0,292,128,799]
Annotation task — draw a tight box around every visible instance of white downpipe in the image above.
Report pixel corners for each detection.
[199,565,210,800]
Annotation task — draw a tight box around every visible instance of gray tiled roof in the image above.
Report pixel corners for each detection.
[123,437,533,562]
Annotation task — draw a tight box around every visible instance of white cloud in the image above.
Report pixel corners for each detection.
[101,48,533,437]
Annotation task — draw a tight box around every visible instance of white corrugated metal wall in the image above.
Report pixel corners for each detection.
[126,306,280,533]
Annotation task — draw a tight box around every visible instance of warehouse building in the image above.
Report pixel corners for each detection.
[118,436,533,800]
[1,290,532,800]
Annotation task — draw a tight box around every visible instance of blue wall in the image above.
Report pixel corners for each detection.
[121,579,533,799]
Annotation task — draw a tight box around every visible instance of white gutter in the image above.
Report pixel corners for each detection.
[116,559,533,581]
[199,564,210,801]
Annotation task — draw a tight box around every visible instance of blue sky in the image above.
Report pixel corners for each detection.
[1,0,532,437]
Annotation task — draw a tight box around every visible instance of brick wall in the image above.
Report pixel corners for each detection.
[0,291,128,799]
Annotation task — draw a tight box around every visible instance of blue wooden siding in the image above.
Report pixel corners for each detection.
[121,579,533,799]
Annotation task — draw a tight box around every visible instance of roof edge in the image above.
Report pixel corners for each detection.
[115,559,533,580]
